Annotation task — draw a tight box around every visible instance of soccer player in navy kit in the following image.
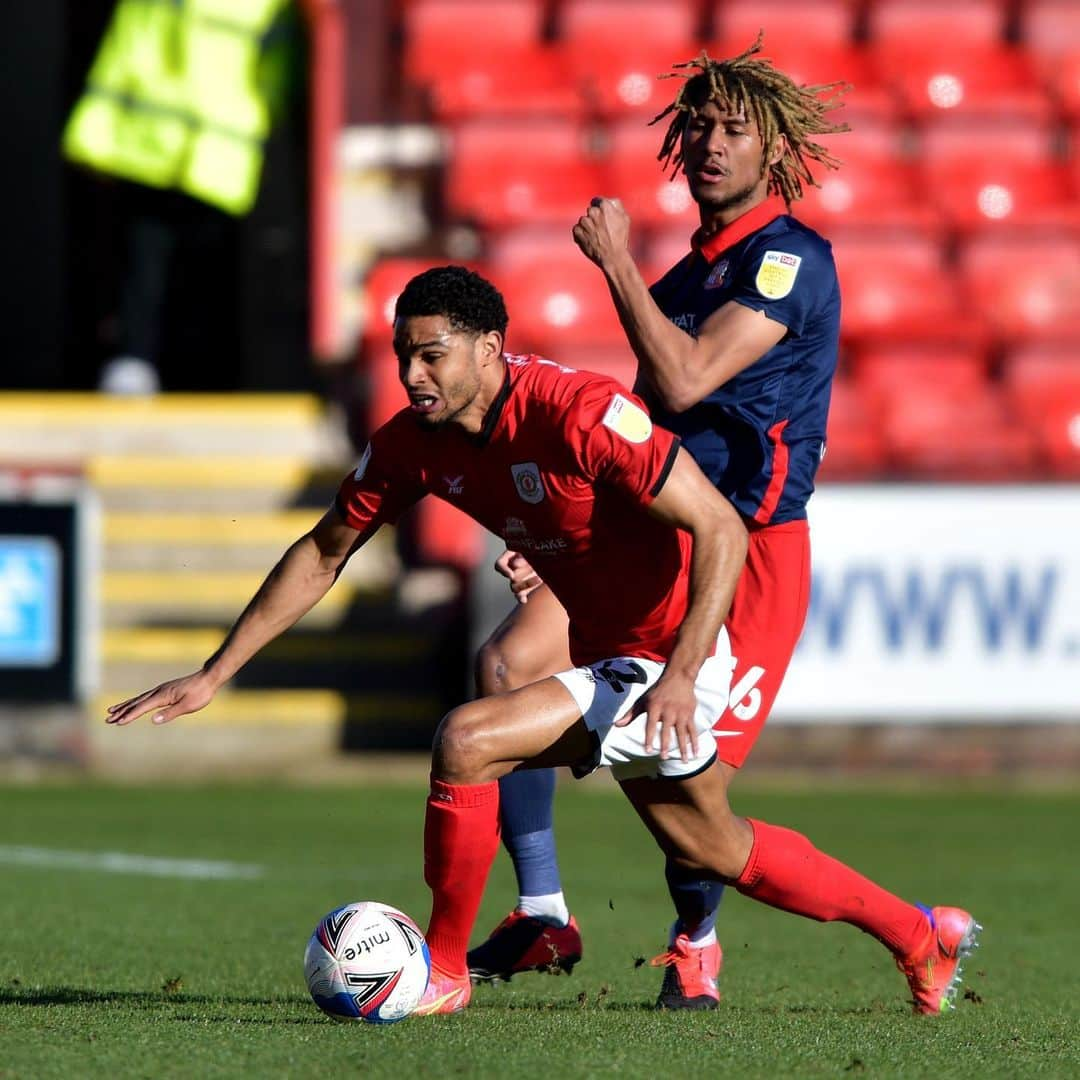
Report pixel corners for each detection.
[469,40,963,1011]
[107,266,978,1018]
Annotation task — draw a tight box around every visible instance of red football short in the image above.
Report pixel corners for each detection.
[713,518,811,768]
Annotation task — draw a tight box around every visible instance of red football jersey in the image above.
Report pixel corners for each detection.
[336,354,690,665]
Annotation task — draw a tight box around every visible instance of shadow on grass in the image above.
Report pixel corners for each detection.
[0,986,310,1010]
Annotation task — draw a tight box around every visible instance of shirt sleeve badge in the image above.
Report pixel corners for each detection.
[601,394,653,444]
[755,250,802,299]
[353,443,372,481]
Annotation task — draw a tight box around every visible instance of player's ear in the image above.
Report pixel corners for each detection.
[477,330,503,365]
[768,132,788,168]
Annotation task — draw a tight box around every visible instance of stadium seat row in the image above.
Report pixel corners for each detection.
[404,1,1080,122]
[441,116,1080,232]
[360,233,1080,359]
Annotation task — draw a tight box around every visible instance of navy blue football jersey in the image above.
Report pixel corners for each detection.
[647,195,840,524]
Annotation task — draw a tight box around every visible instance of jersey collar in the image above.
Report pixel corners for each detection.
[691,195,788,263]
[477,361,512,445]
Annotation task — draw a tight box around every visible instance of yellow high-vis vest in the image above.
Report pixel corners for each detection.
[63,0,290,215]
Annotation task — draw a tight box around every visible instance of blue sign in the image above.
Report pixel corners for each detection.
[0,537,60,666]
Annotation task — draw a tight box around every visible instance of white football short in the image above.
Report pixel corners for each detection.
[553,628,734,782]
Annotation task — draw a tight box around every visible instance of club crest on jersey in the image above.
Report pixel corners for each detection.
[704,258,729,290]
[511,462,545,504]
[602,394,652,444]
[353,443,372,481]
[755,250,801,299]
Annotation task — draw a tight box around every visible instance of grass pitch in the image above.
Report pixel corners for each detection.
[1,779,1077,1079]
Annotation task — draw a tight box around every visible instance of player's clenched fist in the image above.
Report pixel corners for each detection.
[572,197,632,269]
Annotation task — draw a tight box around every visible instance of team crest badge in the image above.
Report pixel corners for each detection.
[511,462,545,504]
[704,259,729,289]
[755,250,802,299]
[602,394,652,444]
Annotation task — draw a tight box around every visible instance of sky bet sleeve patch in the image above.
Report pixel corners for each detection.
[601,393,653,444]
[755,250,802,300]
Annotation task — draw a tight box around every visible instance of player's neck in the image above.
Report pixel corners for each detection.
[699,186,771,233]
[452,357,508,437]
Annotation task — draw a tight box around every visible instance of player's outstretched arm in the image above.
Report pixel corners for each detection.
[573,198,786,412]
[105,508,363,726]
[618,448,747,760]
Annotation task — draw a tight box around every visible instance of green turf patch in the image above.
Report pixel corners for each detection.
[0,782,1076,1078]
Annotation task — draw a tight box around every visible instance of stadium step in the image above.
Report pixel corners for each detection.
[0,392,469,773]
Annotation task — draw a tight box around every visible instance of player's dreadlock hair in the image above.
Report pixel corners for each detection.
[395,265,509,337]
[651,32,850,203]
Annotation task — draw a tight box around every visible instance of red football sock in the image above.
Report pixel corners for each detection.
[423,777,501,976]
[735,818,930,956]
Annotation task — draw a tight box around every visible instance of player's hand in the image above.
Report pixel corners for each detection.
[615,671,699,762]
[105,670,218,726]
[494,549,544,604]
[573,197,632,270]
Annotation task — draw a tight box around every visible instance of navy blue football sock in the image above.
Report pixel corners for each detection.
[498,768,562,898]
[665,859,726,942]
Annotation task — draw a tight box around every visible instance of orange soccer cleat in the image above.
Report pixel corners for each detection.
[413,965,471,1016]
[896,904,982,1015]
[651,930,722,1011]
[467,911,583,984]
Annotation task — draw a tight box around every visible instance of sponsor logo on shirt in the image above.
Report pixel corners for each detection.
[755,250,802,299]
[670,313,697,333]
[444,474,464,495]
[503,516,528,541]
[704,258,729,290]
[602,394,653,444]
[353,443,372,481]
[511,462,545,504]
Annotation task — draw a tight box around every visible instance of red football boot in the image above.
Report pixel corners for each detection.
[651,931,722,1011]
[467,911,583,984]
[896,904,982,1015]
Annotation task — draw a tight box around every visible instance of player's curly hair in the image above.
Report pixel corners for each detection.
[651,32,850,203]
[395,266,509,337]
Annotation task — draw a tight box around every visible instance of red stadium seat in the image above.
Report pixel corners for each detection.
[866,0,1007,51]
[711,0,858,52]
[486,227,588,271]
[360,258,439,346]
[640,227,694,284]
[425,46,586,120]
[1021,1,1080,66]
[604,121,699,227]
[818,377,888,480]
[882,383,1038,479]
[404,0,545,82]
[829,232,980,344]
[498,257,627,353]
[1050,51,1080,119]
[445,121,604,226]
[852,345,989,418]
[1003,346,1080,476]
[565,42,697,120]
[871,44,1050,122]
[557,0,700,51]
[796,122,942,232]
[917,119,1076,229]
[959,236,1080,342]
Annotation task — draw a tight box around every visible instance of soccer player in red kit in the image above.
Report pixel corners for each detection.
[107,266,979,1018]
[469,39,977,1013]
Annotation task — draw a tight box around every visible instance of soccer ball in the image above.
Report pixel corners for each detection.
[304,901,430,1023]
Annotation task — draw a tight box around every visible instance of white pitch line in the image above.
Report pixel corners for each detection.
[0,845,264,880]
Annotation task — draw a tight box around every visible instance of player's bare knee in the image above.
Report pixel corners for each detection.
[431,703,494,782]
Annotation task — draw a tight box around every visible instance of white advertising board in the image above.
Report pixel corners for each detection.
[771,486,1080,722]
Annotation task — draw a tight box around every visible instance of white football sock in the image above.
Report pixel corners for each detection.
[517,892,570,927]
[671,920,718,948]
